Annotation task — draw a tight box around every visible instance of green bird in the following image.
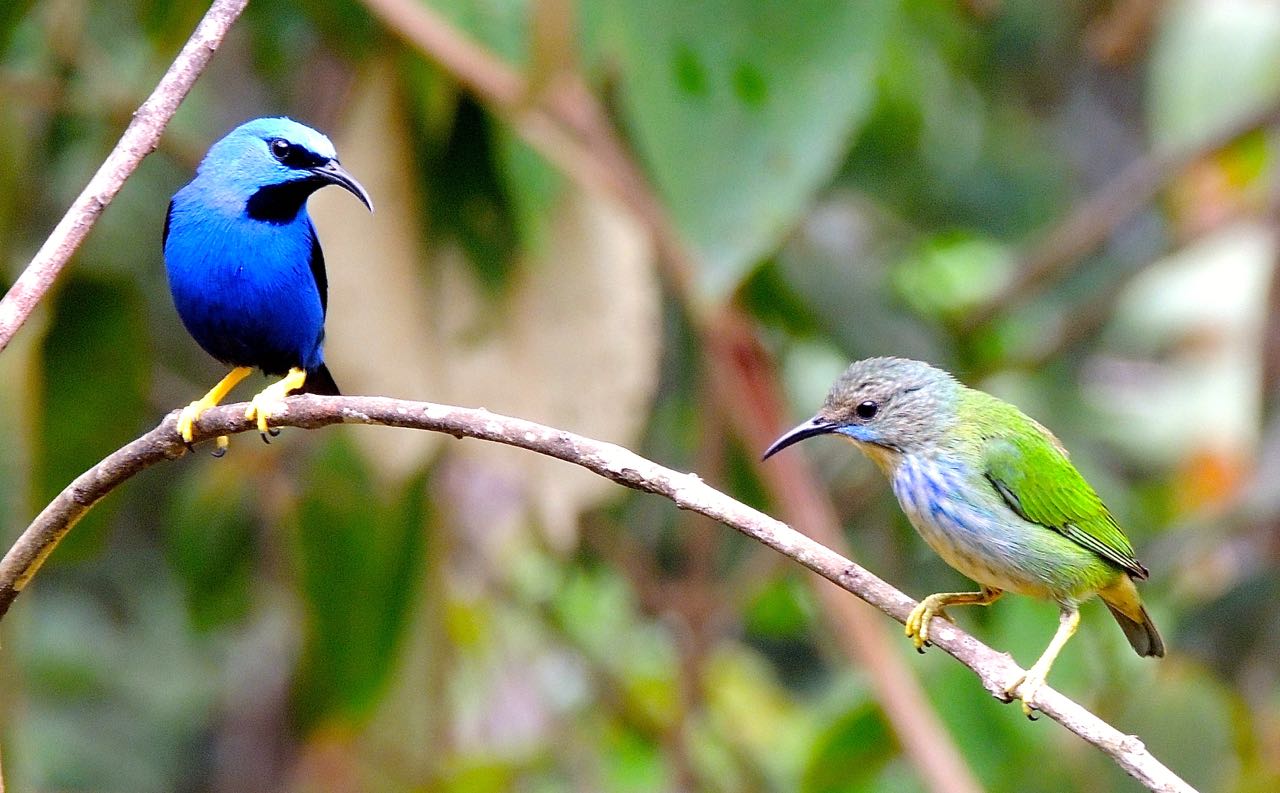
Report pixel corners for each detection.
[763,357,1163,717]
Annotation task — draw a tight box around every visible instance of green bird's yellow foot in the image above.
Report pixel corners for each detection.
[177,367,252,453]
[905,587,1004,653]
[1004,670,1048,720]
[244,367,307,441]
[1004,608,1081,720]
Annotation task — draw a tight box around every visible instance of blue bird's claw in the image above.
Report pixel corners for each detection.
[211,446,227,458]
[260,432,271,445]
[245,367,307,439]
[268,427,281,437]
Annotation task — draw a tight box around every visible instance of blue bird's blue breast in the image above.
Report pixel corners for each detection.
[164,186,326,375]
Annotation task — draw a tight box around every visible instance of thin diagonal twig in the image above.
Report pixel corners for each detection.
[0,0,249,354]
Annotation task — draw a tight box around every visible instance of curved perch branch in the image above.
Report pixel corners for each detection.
[0,395,1195,793]
[0,0,249,354]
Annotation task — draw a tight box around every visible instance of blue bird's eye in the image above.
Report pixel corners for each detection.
[855,401,879,420]
[269,138,292,162]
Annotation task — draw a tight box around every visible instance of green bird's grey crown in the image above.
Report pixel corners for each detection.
[764,357,961,459]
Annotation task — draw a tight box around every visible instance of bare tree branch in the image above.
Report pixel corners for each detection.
[0,0,249,355]
[1,396,1197,793]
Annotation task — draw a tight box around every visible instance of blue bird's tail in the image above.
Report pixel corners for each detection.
[303,364,340,396]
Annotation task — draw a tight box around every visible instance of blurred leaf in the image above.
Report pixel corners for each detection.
[423,95,522,292]
[601,721,671,793]
[495,126,565,254]
[800,704,897,793]
[291,437,429,730]
[0,0,36,52]
[744,574,816,639]
[38,276,150,560]
[162,463,257,632]
[891,230,1012,322]
[607,0,896,298]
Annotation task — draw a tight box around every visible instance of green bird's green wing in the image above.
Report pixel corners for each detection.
[977,401,1148,579]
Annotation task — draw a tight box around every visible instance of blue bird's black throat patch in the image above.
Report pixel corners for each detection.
[245,178,327,224]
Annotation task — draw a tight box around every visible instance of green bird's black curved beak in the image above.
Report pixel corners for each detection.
[762,415,839,461]
[311,160,374,212]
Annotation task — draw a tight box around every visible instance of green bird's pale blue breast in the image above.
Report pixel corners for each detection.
[886,388,1139,606]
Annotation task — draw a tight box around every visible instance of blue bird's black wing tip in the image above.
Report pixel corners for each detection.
[302,364,340,396]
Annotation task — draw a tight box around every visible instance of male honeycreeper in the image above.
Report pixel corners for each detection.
[163,117,372,453]
[764,357,1163,718]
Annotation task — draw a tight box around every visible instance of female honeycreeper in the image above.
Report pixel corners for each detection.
[764,357,1163,718]
[163,117,371,453]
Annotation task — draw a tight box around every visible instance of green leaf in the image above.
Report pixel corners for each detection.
[38,277,150,560]
[800,704,897,793]
[420,96,522,293]
[744,574,816,639]
[607,0,897,298]
[163,464,258,632]
[291,438,428,730]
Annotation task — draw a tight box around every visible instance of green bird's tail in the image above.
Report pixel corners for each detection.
[1100,576,1165,658]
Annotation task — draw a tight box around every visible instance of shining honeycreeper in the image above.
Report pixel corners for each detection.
[163,117,371,453]
[764,357,1163,718]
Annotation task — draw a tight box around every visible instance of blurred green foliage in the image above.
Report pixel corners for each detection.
[3,1,1280,792]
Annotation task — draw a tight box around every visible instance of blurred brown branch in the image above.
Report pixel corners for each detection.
[960,98,1280,333]
[0,0,249,355]
[357,2,978,790]
[1,395,1196,793]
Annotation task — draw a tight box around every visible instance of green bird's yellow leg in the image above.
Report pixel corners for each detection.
[905,586,1003,651]
[1006,607,1080,719]
[245,367,307,440]
[178,366,253,451]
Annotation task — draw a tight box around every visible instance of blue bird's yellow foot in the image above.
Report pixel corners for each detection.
[1004,608,1080,719]
[905,587,1003,652]
[244,367,307,440]
[177,367,253,451]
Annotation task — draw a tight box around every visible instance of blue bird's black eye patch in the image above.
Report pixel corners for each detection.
[267,137,327,169]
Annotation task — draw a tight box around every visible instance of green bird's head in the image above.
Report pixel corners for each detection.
[763,357,960,468]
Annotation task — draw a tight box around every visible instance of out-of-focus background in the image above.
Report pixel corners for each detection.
[2,0,1279,791]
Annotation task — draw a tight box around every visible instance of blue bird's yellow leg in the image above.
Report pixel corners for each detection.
[244,367,308,440]
[905,586,1003,651]
[178,366,253,450]
[1005,607,1080,719]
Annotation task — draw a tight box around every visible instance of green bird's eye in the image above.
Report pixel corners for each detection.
[855,401,879,420]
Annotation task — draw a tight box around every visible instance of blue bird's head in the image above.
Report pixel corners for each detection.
[194,117,372,221]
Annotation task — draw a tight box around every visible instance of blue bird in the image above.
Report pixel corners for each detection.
[164,117,372,454]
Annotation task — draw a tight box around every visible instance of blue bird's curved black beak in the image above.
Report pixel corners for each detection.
[311,160,374,212]
[762,415,839,461]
